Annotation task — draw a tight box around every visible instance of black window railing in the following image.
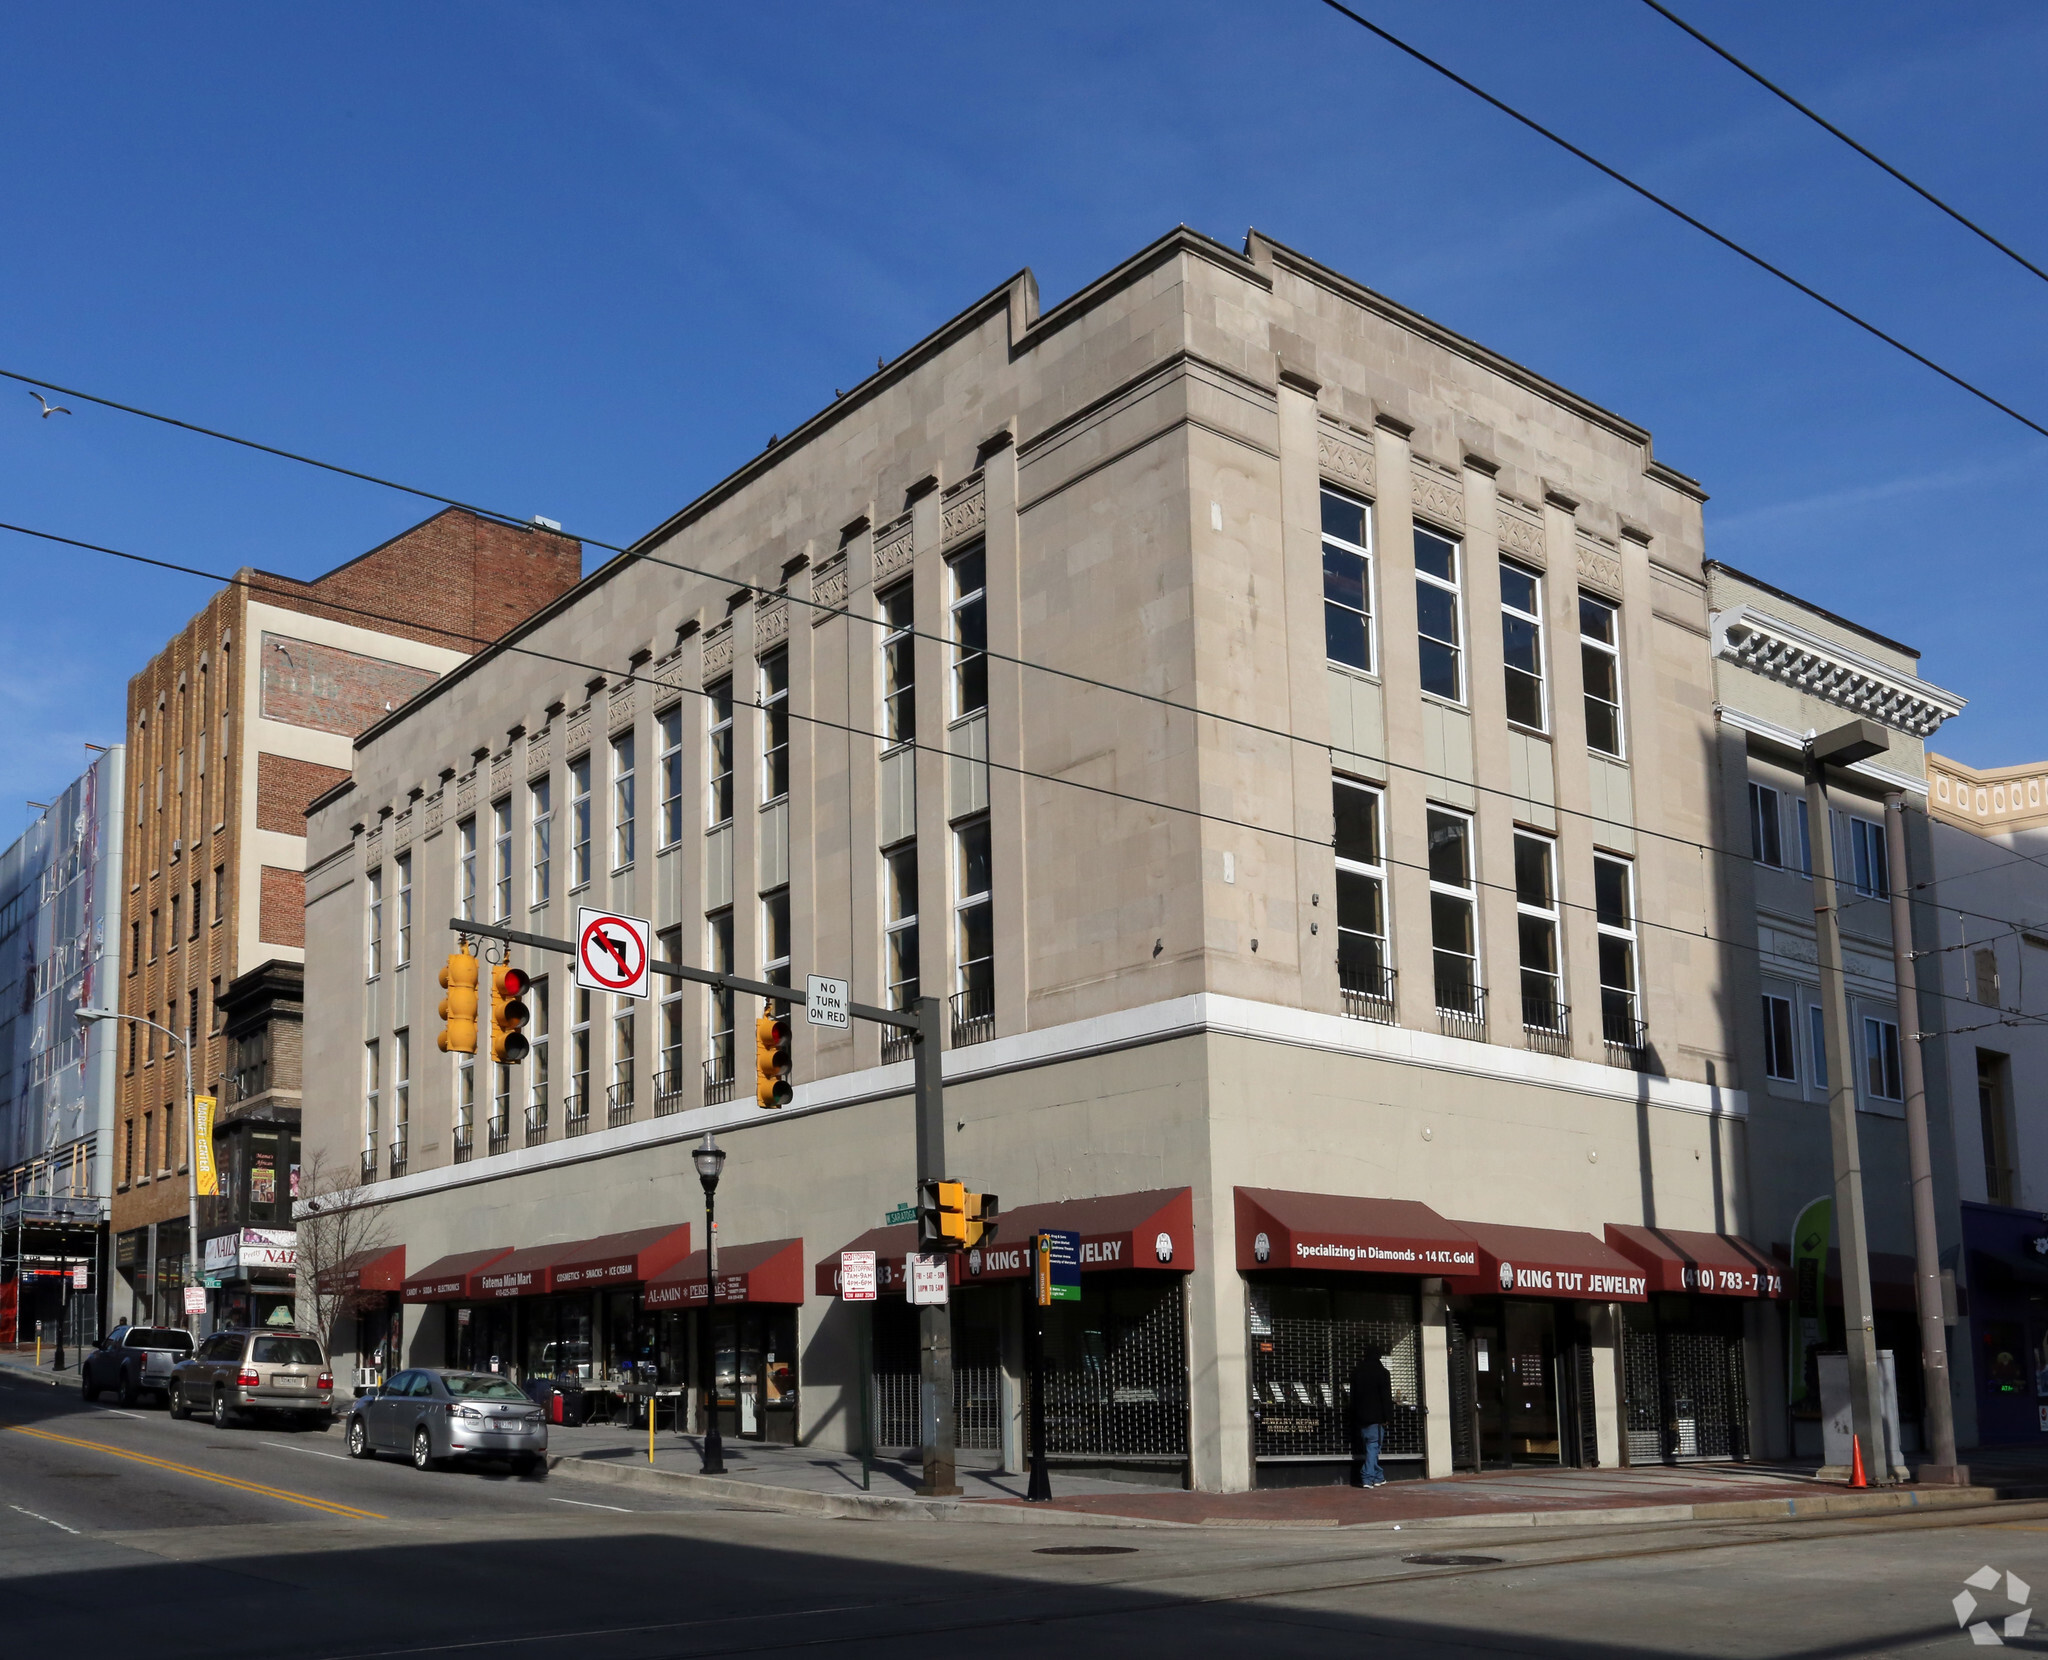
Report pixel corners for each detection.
[950,986,995,1048]
[1338,959,1397,1025]
[562,1094,589,1138]
[525,1091,549,1148]
[388,1129,409,1179]
[653,1069,687,1117]
[1522,990,1571,1054]
[881,1027,914,1063]
[1602,990,1647,1053]
[359,1147,377,1184]
[1435,975,1486,1041]
[703,1057,735,1106]
[452,1125,473,1165]
[487,1118,510,1158]
[606,1078,635,1129]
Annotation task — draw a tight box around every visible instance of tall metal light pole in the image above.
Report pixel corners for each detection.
[1884,791,1964,1481]
[1802,720,1894,1486]
[79,1007,197,1326]
[693,1132,727,1475]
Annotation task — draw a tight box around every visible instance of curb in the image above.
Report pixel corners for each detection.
[547,1454,2015,1533]
[0,1361,74,1391]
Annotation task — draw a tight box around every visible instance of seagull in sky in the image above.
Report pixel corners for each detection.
[28,391,71,419]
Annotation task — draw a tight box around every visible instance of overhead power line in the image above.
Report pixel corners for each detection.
[1311,0,2048,444]
[6,515,2043,1035]
[1639,0,2048,291]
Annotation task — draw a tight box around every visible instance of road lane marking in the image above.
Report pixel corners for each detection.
[7,1426,385,1520]
[95,1408,144,1420]
[547,1496,633,1512]
[9,1504,80,1533]
[264,1441,352,1461]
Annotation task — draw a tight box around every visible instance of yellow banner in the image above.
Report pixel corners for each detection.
[193,1096,218,1197]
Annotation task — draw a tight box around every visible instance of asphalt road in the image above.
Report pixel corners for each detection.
[6,1368,2047,1659]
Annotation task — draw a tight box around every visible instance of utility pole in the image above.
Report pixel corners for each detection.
[1803,719,1894,1486]
[447,918,955,1494]
[1884,791,1964,1482]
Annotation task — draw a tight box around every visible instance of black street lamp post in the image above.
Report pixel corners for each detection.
[694,1133,727,1476]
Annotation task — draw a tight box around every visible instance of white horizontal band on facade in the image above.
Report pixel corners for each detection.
[320,990,1748,1214]
[1709,605,1964,741]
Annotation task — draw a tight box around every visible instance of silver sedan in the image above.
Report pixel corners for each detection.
[345,1368,549,1474]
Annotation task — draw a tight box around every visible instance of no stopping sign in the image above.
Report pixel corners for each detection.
[575,907,652,999]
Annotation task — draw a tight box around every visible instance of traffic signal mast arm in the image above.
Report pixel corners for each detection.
[448,918,917,1031]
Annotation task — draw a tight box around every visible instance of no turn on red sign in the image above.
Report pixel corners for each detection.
[575,907,652,1000]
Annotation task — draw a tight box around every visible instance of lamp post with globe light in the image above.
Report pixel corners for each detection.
[78,1006,197,1328]
[693,1132,726,1475]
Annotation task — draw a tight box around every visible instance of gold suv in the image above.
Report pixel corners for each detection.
[170,1329,335,1429]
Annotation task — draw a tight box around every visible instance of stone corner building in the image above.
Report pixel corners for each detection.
[113,509,580,1328]
[303,226,1783,1492]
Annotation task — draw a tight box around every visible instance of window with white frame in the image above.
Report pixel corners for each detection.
[611,732,636,870]
[707,907,735,1082]
[1414,526,1464,703]
[392,1027,410,1142]
[611,1000,634,1103]
[456,1056,474,1148]
[1850,817,1889,899]
[658,705,683,847]
[949,546,988,718]
[570,988,591,1117]
[1580,595,1624,757]
[1595,854,1641,1044]
[759,650,789,804]
[1333,777,1387,992]
[1500,560,1546,730]
[1794,797,1812,875]
[1321,488,1374,674]
[880,580,916,746]
[954,814,992,1004]
[1762,993,1797,1081]
[1426,807,1479,1014]
[1749,782,1783,868]
[707,678,734,826]
[1809,1001,1830,1091]
[362,1039,380,1161]
[657,926,683,1089]
[457,818,476,922]
[569,754,592,889]
[885,843,919,1010]
[530,777,552,908]
[492,797,512,921]
[1863,1014,1903,1100]
[1515,831,1563,1030]
[492,1063,510,1141]
[395,850,412,967]
[762,886,791,990]
[366,866,383,979]
[528,976,550,1124]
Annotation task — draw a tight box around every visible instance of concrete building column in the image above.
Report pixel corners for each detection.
[1589,1302,1623,1468]
[1420,1277,1454,1475]
[999,1283,1024,1475]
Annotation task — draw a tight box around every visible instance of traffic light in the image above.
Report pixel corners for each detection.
[437,951,479,1054]
[918,1179,968,1250]
[491,965,531,1064]
[965,1191,999,1250]
[755,1009,792,1109]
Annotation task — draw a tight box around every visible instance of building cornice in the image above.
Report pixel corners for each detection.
[1715,704,1930,798]
[1711,605,1963,739]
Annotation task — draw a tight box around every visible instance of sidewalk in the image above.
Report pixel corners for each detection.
[542,1418,2008,1529]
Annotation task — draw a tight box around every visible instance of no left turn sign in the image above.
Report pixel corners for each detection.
[575,907,652,999]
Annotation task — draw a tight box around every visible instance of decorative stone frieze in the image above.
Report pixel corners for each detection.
[490,747,512,797]
[455,768,477,817]
[1317,427,1375,495]
[940,473,986,546]
[873,514,914,582]
[424,788,444,840]
[608,679,636,732]
[1410,463,1465,528]
[528,724,553,778]
[701,620,734,678]
[1496,507,1544,564]
[811,553,848,621]
[1576,541,1623,597]
[755,593,789,652]
[565,703,592,755]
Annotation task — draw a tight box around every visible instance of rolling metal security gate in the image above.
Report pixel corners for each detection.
[1622,1304,1749,1463]
[1248,1285,1424,1463]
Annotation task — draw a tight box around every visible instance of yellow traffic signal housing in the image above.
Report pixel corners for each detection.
[755,1010,793,1109]
[437,952,479,1054]
[491,965,532,1065]
[927,1179,968,1247]
[964,1191,999,1250]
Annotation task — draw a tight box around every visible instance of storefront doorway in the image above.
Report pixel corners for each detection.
[1621,1295,1750,1462]
[1247,1280,1423,1480]
[1449,1299,1601,1470]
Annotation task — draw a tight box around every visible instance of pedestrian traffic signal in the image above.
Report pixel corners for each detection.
[437,951,478,1054]
[918,1179,968,1250]
[965,1191,999,1250]
[491,965,531,1064]
[755,1009,792,1109]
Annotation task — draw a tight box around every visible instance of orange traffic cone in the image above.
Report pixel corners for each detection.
[1849,1434,1868,1488]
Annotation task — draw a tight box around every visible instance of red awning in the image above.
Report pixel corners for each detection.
[318,1244,406,1296]
[550,1224,694,1291]
[1448,1221,1650,1303]
[402,1247,511,1303]
[814,1188,1193,1297]
[1771,1245,1920,1313]
[1235,1188,1478,1276]
[467,1240,588,1300]
[646,1238,805,1308]
[1605,1225,1784,1298]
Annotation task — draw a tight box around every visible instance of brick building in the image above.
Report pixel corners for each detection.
[112,509,579,1326]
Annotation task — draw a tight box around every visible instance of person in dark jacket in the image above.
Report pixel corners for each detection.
[1346,1345,1395,1487]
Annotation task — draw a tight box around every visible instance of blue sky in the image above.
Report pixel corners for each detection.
[2,2,2044,814]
